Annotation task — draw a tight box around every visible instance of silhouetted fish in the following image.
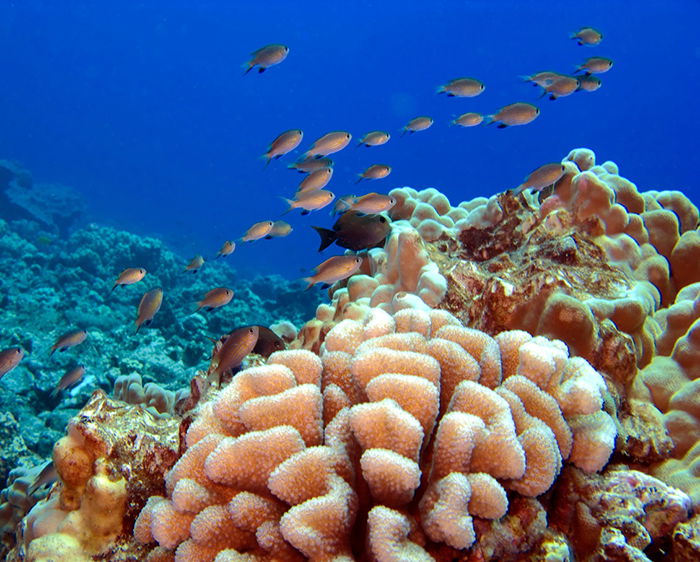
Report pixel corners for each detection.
[312,211,391,251]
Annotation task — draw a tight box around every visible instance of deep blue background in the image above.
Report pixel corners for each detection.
[1,1,698,278]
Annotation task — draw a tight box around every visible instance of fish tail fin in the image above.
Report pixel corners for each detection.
[483,114,495,125]
[302,277,315,291]
[279,196,295,215]
[311,226,336,252]
[400,128,408,136]
[260,153,271,167]
[355,176,363,184]
[241,62,254,75]
[110,283,118,292]
[135,322,141,334]
[49,348,55,357]
[435,85,445,94]
[518,75,533,83]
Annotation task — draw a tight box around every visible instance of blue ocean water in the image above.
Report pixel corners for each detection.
[0,1,698,279]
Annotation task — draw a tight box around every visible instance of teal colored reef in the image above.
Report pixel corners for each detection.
[2,149,700,561]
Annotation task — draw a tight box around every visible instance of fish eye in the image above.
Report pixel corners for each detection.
[346,133,350,137]
[379,216,386,222]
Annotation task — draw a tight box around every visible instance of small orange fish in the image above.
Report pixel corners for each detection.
[304,255,363,289]
[520,71,561,88]
[0,347,24,378]
[356,164,391,183]
[262,129,303,165]
[297,167,333,193]
[303,131,352,158]
[485,103,540,128]
[570,27,603,46]
[243,44,289,74]
[347,192,397,214]
[510,163,566,195]
[401,116,433,135]
[52,365,85,397]
[268,220,293,238]
[185,255,205,273]
[283,190,335,215]
[450,112,483,127]
[576,57,613,74]
[437,77,485,97]
[216,240,236,258]
[50,329,87,356]
[288,156,334,173]
[213,326,260,376]
[242,221,274,242]
[332,194,356,215]
[196,287,234,312]
[358,131,390,147]
[540,75,580,100]
[111,267,146,291]
[577,75,602,92]
[135,288,163,333]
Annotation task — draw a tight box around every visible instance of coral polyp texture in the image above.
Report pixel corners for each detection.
[132,306,617,560]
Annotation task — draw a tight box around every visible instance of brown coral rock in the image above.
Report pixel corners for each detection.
[8,391,180,561]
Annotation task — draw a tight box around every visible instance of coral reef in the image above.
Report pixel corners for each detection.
[4,148,700,560]
[133,306,616,559]
[0,160,85,236]
[0,214,323,459]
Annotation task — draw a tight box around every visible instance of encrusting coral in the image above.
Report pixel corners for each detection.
[133,305,617,560]
[6,392,180,561]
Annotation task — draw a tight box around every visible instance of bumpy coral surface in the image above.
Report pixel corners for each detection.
[385,150,696,387]
[7,392,180,561]
[134,306,616,560]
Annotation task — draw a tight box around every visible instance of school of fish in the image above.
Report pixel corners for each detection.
[0,27,613,399]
